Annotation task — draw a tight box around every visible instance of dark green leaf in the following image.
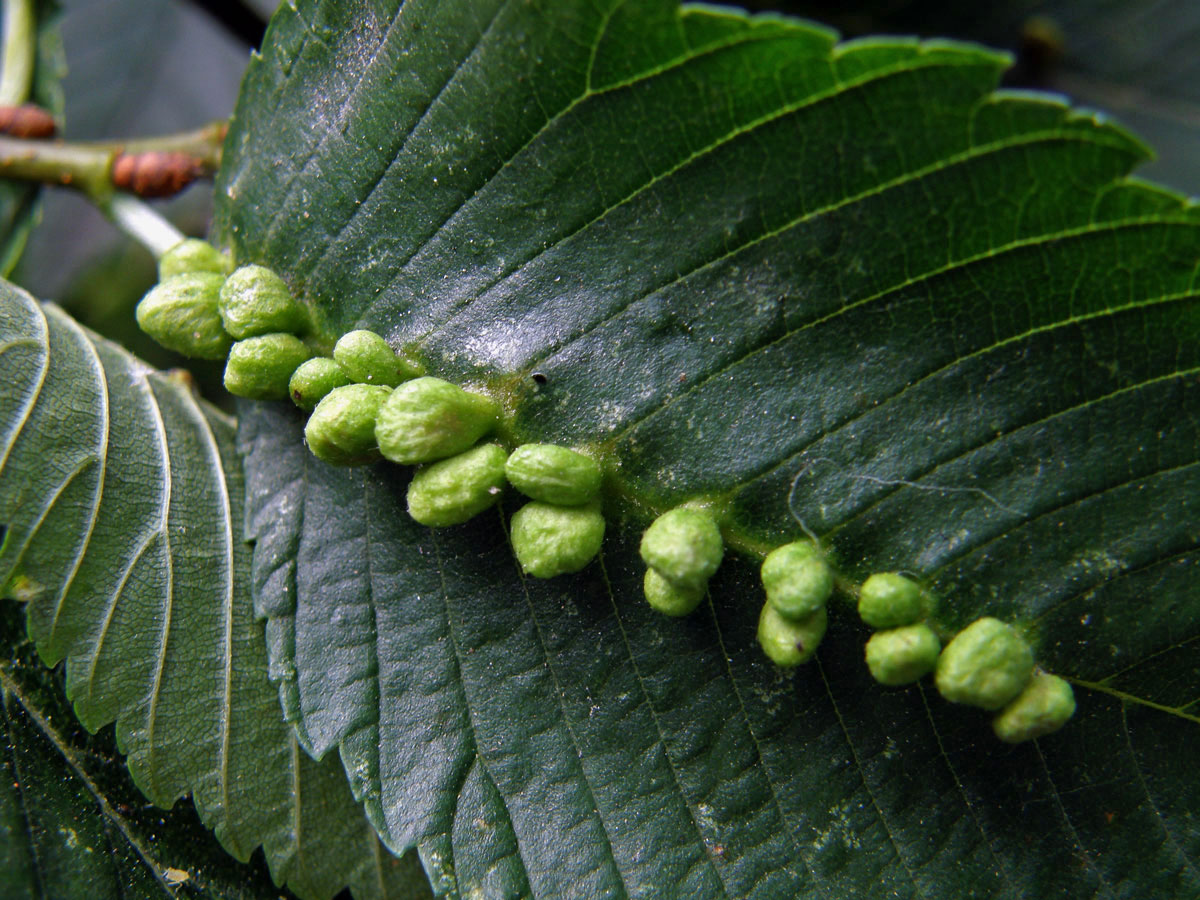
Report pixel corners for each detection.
[0,280,431,900]
[218,1,1200,897]
[0,606,297,900]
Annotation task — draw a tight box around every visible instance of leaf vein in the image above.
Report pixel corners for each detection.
[414,51,1017,351]
[815,657,928,899]
[41,307,109,655]
[0,298,48,480]
[176,382,238,840]
[257,2,409,253]
[136,377,176,803]
[916,684,1015,892]
[924,459,1200,584]
[428,528,531,895]
[598,213,1200,453]
[1032,741,1116,899]
[595,556,737,899]
[383,22,812,332]
[449,519,630,898]
[1121,704,1200,881]
[294,0,513,284]
[817,360,1200,541]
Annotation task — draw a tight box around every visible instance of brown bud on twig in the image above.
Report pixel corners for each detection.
[111,150,209,197]
[0,104,57,138]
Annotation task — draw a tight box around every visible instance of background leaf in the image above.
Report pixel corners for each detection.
[218,1,1200,898]
[0,605,299,900]
[0,280,431,900]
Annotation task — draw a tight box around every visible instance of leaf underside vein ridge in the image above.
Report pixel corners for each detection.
[0,285,428,900]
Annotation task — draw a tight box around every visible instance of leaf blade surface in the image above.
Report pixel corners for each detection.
[218,2,1200,898]
[0,281,431,900]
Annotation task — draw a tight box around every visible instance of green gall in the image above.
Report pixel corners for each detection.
[757,603,827,667]
[639,506,724,589]
[935,617,1034,710]
[333,329,422,387]
[407,443,508,527]
[135,272,231,359]
[304,384,391,466]
[158,238,232,279]
[376,376,500,465]
[224,333,314,400]
[505,444,602,506]
[510,501,605,578]
[864,624,941,686]
[643,568,706,617]
[289,357,352,411]
[760,541,833,620]
[992,671,1076,743]
[218,264,310,339]
[858,573,929,629]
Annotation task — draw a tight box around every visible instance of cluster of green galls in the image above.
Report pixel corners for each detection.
[856,573,1075,743]
[136,239,606,578]
[137,240,1076,744]
[638,513,1074,742]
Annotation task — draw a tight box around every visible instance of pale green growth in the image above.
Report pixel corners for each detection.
[505,444,602,506]
[136,272,231,359]
[858,573,929,629]
[760,541,833,621]
[865,624,941,686]
[407,443,508,527]
[639,507,724,589]
[333,329,422,387]
[289,357,352,411]
[218,264,310,339]
[158,238,232,279]
[992,671,1076,743]
[304,384,391,467]
[510,501,605,578]
[224,333,314,400]
[376,376,500,465]
[643,568,706,617]
[935,617,1034,710]
[757,603,827,667]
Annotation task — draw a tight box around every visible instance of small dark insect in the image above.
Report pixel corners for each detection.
[0,104,56,138]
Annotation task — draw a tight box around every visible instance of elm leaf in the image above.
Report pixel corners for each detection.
[219,2,1200,898]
